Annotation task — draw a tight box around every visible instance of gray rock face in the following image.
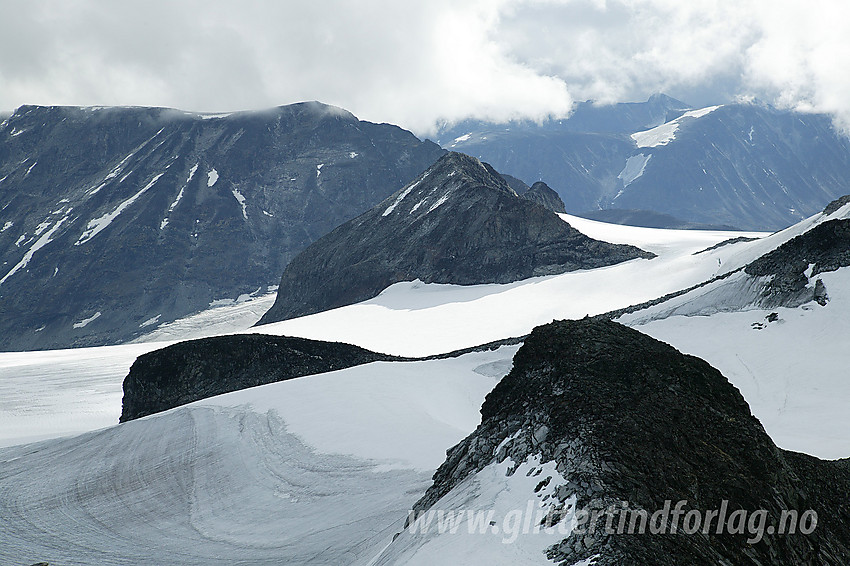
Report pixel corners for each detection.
[744,218,850,307]
[0,103,444,350]
[410,319,850,565]
[258,152,653,324]
[520,181,567,214]
[441,96,850,230]
[120,334,395,422]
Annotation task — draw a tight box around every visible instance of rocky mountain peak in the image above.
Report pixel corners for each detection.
[521,181,567,214]
[258,154,653,324]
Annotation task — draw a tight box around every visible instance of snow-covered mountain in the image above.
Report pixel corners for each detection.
[0,103,444,351]
[440,96,850,231]
[258,152,651,324]
[2,192,849,563]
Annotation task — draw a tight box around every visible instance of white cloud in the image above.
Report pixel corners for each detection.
[0,0,849,133]
[499,0,850,130]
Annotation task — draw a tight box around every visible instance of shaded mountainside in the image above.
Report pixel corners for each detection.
[120,334,395,422]
[442,96,850,230]
[258,152,653,324]
[0,103,444,351]
[407,319,850,565]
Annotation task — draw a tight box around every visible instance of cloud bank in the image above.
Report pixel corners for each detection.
[1,0,848,133]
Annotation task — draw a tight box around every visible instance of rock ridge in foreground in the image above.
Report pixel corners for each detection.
[408,319,850,565]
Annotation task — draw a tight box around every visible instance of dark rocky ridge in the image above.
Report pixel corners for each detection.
[410,319,850,564]
[258,152,653,323]
[744,218,850,307]
[519,181,567,214]
[120,334,396,422]
[0,103,444,351]
[120,330,532,423]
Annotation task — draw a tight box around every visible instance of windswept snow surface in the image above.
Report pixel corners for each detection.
[0,343,160,447]
[0,347,516,565]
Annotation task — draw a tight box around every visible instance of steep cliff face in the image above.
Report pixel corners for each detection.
[120,334,395,422]
[399,319,850,565]
[258,152,652,324]
[0,103,444,350]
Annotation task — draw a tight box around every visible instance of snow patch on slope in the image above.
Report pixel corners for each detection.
[207,168,219,187]
[372,455,573,565]
[0,216,70,286]
[232,188,248,219]
[73,312,101,329]
[631,105,722,148]
[383,186,416,216]
[76,173,163,245]
[616,153,651,193]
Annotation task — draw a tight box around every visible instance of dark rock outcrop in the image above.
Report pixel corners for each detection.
[120,334,395,422]
[411,319,850,564]
[520,181,567,214]
[500,174,567,213]
[0,103,444,351]
[744,218,850,307]
[823,194,850,216]
[258,152,653,323]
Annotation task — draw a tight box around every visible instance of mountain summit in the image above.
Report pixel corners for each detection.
[258,152,653,324]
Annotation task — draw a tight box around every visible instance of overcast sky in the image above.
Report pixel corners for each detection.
[2,0,849,134]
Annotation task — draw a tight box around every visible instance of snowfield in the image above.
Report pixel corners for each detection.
[0,348,515,566]
[1,203,849,564]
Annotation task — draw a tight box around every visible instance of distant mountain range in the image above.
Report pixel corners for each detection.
[0,103,444,350]
[438,95,850,231]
